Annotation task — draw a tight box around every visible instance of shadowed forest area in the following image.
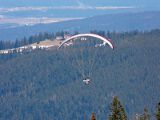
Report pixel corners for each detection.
[0,29,160,120]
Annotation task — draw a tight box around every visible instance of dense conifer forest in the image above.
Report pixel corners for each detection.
[0,30,160,120]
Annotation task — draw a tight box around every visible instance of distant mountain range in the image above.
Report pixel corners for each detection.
[1,11,160,41]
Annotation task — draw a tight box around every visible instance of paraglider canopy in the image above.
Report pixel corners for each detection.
[58,33,114,84]
[58,33,114,49]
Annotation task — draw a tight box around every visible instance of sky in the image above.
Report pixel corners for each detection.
[0,0,160,25]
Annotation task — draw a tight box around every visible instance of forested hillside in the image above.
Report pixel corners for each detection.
[0,30,160,120]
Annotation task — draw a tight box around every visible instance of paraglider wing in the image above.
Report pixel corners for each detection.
[58,33,114,83]
[58,33,114,49]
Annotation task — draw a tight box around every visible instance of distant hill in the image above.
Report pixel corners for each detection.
[0,23,20,30]
[1,11,160,41]
[0,30,160,120]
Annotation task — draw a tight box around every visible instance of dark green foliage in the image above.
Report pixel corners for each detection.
[156,103,160,120]
[90,30,106,37]
[0,40,14,50]
[0,30,160,120]
[55,31,64,37]
[109,96,127,120]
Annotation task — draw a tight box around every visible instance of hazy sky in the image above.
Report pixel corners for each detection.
[0,0,159,7]
[0,0,160,15]
[0,0,160,25]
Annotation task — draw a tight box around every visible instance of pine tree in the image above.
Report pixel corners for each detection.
[90,113,96,120]
[143,108,150,120]
[135,108,150,120]
[156,102,160,120]
[108,96,127,120]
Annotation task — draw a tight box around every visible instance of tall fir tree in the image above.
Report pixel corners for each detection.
[108,96,127,120]
[136,108,150,120]
[156,102,160,120]
[143,108,150,120]
[90,113,96,120]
